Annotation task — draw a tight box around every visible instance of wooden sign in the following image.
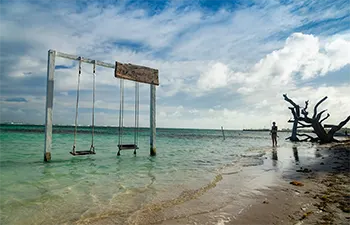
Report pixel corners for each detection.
[115,62,159,85]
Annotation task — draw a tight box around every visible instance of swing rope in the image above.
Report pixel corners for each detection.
[134,82,139,149]
[90,61,96,153]
[118,79,124,147]
[117,80,139,155]
[72,57,82,154]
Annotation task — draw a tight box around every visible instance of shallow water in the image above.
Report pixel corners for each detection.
[0,125,322,224]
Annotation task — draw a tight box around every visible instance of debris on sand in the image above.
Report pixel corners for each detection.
[290,181,304,186]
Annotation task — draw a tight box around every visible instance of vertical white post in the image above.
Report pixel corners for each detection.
[44,50,56,162]
[150,84,156,156]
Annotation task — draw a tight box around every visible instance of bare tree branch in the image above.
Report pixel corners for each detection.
[316,109,327,121]
[301,101,312,120]
[313,96,328,119]
[283,94,299,108]
[329,115,350,136]
[320,113,330,124]
[302,100,309,117]
[324,124,337,128]
[304,100,309,111]
[297,125,312,129]
[288,107,297,118]
[284,94,344,144]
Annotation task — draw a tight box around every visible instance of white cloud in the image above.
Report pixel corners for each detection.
[196,62,246,93]
[325,38,350,71]
[232,33,350,94]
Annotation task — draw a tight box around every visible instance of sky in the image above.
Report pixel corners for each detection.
[0,0,349,129]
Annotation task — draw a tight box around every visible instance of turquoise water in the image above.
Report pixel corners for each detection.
[0,124,291,224]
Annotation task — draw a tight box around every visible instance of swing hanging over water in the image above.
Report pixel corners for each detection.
[43,50,159,161]
[117,78,140,155]
[70,58,96,156]
[114,61,159,156]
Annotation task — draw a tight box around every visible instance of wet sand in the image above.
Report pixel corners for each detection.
[230,141,350,225]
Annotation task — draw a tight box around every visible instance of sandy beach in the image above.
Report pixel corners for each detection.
[231,141,350,225]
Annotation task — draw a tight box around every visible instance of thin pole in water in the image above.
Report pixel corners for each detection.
[221,126,225,140]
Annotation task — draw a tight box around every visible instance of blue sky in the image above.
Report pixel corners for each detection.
[0,0,349,129]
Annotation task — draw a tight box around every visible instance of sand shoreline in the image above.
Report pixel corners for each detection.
[229,141,350,225]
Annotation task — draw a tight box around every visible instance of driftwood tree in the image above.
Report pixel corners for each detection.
[283,94,350,143]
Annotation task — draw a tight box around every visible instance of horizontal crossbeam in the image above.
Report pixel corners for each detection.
[53,49,115,69]
[53,50,160,85]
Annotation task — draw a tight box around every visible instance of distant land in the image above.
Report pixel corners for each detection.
[243,128,291,132]
[242,128,350,135]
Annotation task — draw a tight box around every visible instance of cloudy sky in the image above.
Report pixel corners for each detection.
[0,0,349,129]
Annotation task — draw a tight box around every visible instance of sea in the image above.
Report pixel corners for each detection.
[0,124,326,225]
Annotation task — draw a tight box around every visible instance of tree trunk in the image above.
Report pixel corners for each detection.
[311,120,332,143]
[291,119,299,141]
[283,94,300,142]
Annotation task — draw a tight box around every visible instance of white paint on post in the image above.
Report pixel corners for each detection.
[150,84,156,156]
[44,50,56,162]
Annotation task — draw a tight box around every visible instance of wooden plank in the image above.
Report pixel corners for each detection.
[118,144,139,150]
[115,62,159,85]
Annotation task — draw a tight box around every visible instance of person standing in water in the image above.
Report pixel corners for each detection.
[270,122,278,147]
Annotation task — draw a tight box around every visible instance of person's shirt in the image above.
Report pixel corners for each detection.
[271,125,277,134]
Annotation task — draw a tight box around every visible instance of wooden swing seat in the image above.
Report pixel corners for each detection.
[118,144,139,150]
[70,150,96,156]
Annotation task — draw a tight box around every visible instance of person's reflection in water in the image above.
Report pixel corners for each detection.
[293,146,299,164]
[272,147,278,167]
